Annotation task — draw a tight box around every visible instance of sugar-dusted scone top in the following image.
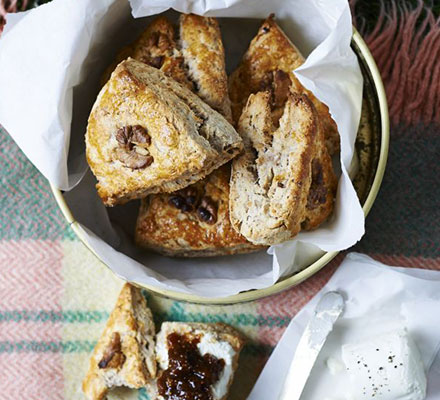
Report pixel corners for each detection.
[230,92,317,245]
[86,58,242,206]
[148,322,244,400]
[130,15,260,256]
[229,14,340,155]
[82,284,156,400]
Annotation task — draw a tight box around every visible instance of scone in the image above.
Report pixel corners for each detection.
[149,322,244,400]
[136,164,259,256]
[230,92,317,245]
[229,15,337,240]
[129,15,259,256]
[229,14,340,156]
[86,58,242,206]
[82,284,156,400]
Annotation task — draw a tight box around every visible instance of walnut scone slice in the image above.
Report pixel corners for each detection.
[229,14,340,155]
[147,322,244,400]
[86,58,242,206]
[229,91,317,245]
[82,284,156,400]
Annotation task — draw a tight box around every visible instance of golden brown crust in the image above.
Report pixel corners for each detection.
[229,14,340,155]
[86,58,242,206]
[82,284,156,400]
[180,14,232,122]
[135,164,263,256]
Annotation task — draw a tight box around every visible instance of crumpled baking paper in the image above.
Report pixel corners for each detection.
[249,253,440,400]
[0,0,365,296]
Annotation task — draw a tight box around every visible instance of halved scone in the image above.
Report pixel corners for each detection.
[129,15,260,256]
[149,322,244,400]
[82,284,156,400]
[86,58,242,206]
[229,15,337,237]
[230,92,317,245]
[229,14,340,156]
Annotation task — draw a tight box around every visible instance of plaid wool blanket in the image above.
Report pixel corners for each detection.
[0,1,439,399]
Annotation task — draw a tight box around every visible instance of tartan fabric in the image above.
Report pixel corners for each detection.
[0,1,439,399]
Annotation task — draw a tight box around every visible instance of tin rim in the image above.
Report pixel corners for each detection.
[50,29,389,305]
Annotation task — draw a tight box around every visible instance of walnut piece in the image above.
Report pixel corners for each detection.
[114,125,153,169]
[168,186,201,213]
[98,332,126,369]
[197,197,217,224]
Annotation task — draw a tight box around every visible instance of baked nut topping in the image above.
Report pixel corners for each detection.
[98,332,126,369]
[157,332,225,400]
[168,187,201,213]
[197,197,217,225]
[114,125,153,169]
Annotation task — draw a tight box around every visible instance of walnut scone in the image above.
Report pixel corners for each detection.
[230,92,317,245]
[229,14,340,156]
[82,284,156,400]
[147,322,244,400]
[86,58,243,206]
[129,15,259,256]
[136,164,259,256]
[229,15,337,237]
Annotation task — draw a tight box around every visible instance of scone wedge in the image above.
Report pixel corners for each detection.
[128,15,260,256]
[86,57,242,206]
[229,14,340,156]
[230,92,317,245]
[149,322,244,400]
[229,15,337,239]
[82,284,156,400]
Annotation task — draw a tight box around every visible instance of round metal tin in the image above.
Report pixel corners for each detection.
[51,29,389,305]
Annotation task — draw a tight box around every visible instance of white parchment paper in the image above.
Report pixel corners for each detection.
[249,253,440,400]
[0,0,365,296]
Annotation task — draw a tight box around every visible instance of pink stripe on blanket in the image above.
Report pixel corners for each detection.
[0,240,63,309]
[0,353,63,400]
[353,0,440,126]
[0,322,61,341]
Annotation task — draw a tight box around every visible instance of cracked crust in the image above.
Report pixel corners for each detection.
[229,14,340,155]
[82,284,156,400]
[230,92,317,245]
[129,15,259,256]
[86,58,242,206]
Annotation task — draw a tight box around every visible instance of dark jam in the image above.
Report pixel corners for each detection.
[157,332,225,400]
